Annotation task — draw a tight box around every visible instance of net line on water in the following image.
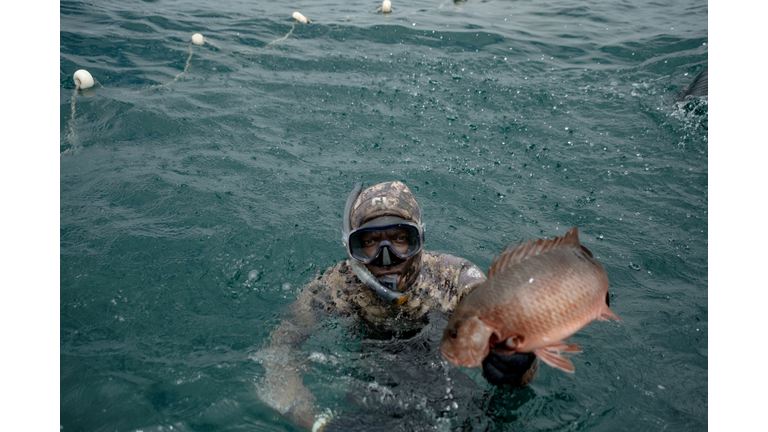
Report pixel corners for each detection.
[62,13,318,157]
[62,1,520,156]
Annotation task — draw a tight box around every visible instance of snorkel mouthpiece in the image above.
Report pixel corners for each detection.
[349,260,409,305]
[342,182,408,305]
[380,274,398,291]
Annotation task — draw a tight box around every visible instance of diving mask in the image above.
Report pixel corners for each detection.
[347,216,423,266]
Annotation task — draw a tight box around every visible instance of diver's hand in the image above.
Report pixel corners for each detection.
[481,349,538,387]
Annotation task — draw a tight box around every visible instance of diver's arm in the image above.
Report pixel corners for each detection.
[432,256,488,312]
[255,280,329,430]
[456,262,486,294]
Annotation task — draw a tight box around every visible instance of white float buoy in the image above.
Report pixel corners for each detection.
[66,69,95,155]
[192,33,205,46]
[73,69,94,90]
[292,11,311,23]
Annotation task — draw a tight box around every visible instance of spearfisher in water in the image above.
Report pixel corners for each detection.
[255,181,541,431]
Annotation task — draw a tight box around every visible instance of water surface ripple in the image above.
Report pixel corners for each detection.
[61,0,707,431]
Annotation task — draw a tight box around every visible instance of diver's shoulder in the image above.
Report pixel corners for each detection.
[319,259,354,277]
[422,249,458,262]
[422,250,478,270]
[295,259,359,315]
[299,260,351,294]
[421,251,486,294]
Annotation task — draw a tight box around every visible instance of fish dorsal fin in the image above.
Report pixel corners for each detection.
[488,227,580,277]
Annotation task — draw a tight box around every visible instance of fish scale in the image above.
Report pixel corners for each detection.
[439,227,620,373]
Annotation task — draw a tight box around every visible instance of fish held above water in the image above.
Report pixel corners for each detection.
[439,227,620,373]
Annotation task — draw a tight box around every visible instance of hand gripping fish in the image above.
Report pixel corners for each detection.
[440,227,620,373]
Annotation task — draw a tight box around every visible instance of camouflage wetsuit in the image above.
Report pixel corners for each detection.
[256,252,485,429]
[255,182,538,431]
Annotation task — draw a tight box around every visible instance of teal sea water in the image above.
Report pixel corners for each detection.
[60,0,707,430]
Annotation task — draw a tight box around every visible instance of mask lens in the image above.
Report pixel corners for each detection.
[348,224,421,264]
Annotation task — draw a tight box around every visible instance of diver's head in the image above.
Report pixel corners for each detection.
[347,181,424,292]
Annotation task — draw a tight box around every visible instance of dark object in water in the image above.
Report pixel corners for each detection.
[482,350,538,387]
[677,67,708,101]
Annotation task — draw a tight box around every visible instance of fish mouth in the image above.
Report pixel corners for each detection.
[451,355,481,368]
[440,343,481,368]
[439,343,457,365]
[462,351,482,368]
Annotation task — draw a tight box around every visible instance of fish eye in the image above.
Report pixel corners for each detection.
[448,328,458,339]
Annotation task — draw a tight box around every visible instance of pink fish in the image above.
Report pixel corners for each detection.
[440,227,620,373]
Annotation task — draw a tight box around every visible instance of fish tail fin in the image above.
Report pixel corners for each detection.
[534,347,576,373]
[598,305,621,322]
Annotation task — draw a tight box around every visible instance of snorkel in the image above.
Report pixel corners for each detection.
[342,183,409,305]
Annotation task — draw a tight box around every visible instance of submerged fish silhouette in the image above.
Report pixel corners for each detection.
[440,227,620,373]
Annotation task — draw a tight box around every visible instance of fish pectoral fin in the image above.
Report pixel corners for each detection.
[544,342,582,354]
[598,305,621,322]
[534,346,577,373]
